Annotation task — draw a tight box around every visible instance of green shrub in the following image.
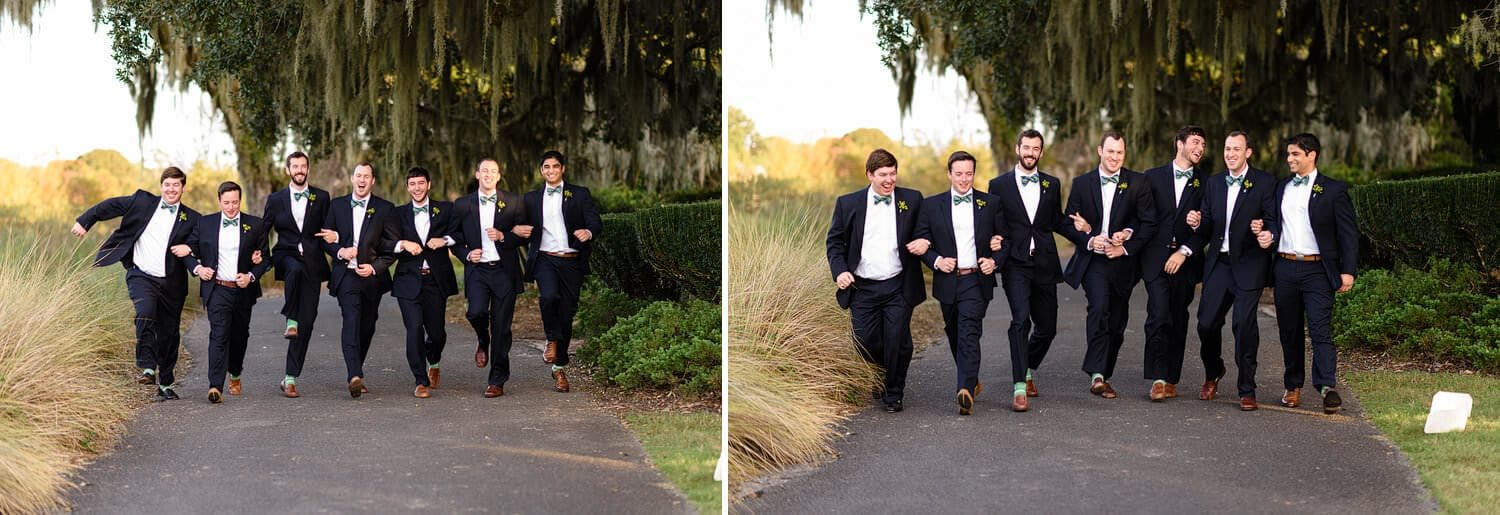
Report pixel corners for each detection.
[660,186,721,205]
[1333,258,1500,372]
[637,201,721,301]
[1352,171,1500,273]
[577,299,721,395]
[575,278,649,339]
[591,212,677,299]
[593,186,658,214]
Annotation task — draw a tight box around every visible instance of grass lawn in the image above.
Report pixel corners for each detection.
[625,411,721,515]
[1345,370,1500,514]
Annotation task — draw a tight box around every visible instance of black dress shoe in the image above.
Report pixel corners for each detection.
[1322,389,1343,414]
[156,388,180,401]
[884,400,903,412]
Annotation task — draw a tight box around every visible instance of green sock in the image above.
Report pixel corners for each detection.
[1091,373,1104,382]
[229,374,239,380]
[551,365,564,372]
[287,319,298,329]
[428,362,440,370]
[1319,386,1331,395]
[283,375,296,385]
[1026,369,1034,381]
[1014,382,1027,396]
[144,368,155,376]
[1153,379,1166,386]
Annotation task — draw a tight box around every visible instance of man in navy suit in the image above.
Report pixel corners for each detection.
[73,167,200,400]
[1183,131,1279,411]
[826,148,927,413]
[391,167,460,398]
[1060,131,1157,399]
[985,129,1066,412]
[1272,133,1359,415]
[522,151,603,393]
[261,151,332,398]
[452,157,532,398]
[1138,126,1211,401]
[913,151,998,416]
[182,182,272,403]
[319,163,400,398]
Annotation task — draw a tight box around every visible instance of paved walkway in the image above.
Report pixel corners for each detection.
[745,283,1435,514]
[67,289,689,514]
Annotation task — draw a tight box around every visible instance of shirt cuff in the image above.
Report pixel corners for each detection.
[444,236,456,247]
[1179,246,1193,257]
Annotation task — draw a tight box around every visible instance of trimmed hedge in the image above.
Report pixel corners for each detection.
[576,299,721,395]
[592,212,677,298]
[1353,171,1500,273]
[636,201,721,301]
[1333,258,1500,372]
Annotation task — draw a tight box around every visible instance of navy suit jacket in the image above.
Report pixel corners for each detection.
[522,183,603,280]
[1060,168,1157,289]
[1272,173,1359,290]
[987,171,1066,284]
[1139,163,1210,283]
[76,189,200,297]
[1186,167,1279,290]
[262,186,332,283]
[914,190,999,303]
[321,195,399,297]
[826,186,926,310]
[182,212,273,300]
[390,200,460,299]
[451,190,529,295]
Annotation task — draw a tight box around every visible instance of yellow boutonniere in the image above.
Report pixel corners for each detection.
[498,200,507,210]
[367,207,375,216]
[432,206,440,216]
[563,190,573,199]
[242,224,251,232]
[178,212,187,222]
[976,199,987,209]
[1191,178,1201,188]
[897,200,908,212]
[1117,182,1129,192]
[1243,180,1254,190]
[1312,184,1324,195]
[1041,179,1051,189]
[308,193,317,202]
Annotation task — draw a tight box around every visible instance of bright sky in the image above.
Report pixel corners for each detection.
[723,0,989,146]
[0,1,235,167]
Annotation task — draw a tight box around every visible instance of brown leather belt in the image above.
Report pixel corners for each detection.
[543,251,579,258]
[1279,253,1322,262]
[419,269,432,276]
[214,279,240,289]
[955,267,978,276]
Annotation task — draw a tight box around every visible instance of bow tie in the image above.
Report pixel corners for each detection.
[953,194,972,205]
[873,195,892,205]
[481,194,497,205]
[413,205,428,214]
[1100,175,1119,185]
[1175,169,1193,179]
[159,202,177,213]
[1292,175,1311,187]
[1021,174,1040,185]
[547,186,563,196]
[352,199,367,208]
[1225,175,1244,187]
[222,217,240,228]
[293,191,309,201]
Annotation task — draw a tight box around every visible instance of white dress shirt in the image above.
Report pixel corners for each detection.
[1172,164,1192,208]
[854,187,901,281]
[950,188,977,268]
[132,201,177,278]
[347,194,369,269]
[539,182,576,253]
[1015,165,1041,252]
[290,183,308,254]
[215,215,241,281]
[399,200,433,269]
[1097,170,1119,254]
[1221,166,1248,253]
[1278,170,1321,256]
[478,191,501,263]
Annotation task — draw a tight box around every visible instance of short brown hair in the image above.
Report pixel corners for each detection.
[285,151,309,167]
[217,181,242,199]
[946,150,977,172]
[1226,130,1252,150]
[160,166,187,185]
[1016,129,1044,147]
[1099,130,1125,147]
[865,149,898,174]
[475,157,501,170]
[352,161,375,175]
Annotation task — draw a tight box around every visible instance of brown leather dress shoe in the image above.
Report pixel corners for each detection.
[544,340,558,364]
[1322,389,1342,415]
[972,382,983,399]
[1200,378,1220,401]
[348,377,365,398]
[484,384,505,398]
[228,378,242,396]
[280,382,300,398]
[1280,388,1301,408]
[1091,378,1117,399]
[475,348,488,368]
[1165,383,1179,398]
[283,326,298,340]
[414,385,431,398]
[1012,393,1029,412]
[1149,382,1167,402]
[208,388,223,404]
[1026,379,1038,397]
[552,369,570,392]
[1239,395,1258,411]
[1100,382,1117,399]
[428,367,441,388]
[360,384,370,394]
[957,388,974,416]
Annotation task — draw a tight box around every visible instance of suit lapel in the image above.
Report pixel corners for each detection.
[1086,171,1104,231]
[1108,174,1128,231]
[850,192,867,248]
[938,191,956,252]
[206,213,222,268]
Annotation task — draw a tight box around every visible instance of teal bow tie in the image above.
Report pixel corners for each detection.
[222,217,239,228]
[1021,174,1040,185]
[160,202,177,213]
[481,195,497,205]
[1101,175,1119,185]
[873,195,892,205]
[953,194,972,205]
[293,191,309,201]
[413,205,428,214]
[1175,169,1193,179]
[547,186,563,196]
[1292,175,1310,187]
[352,199,367,208]
[1225,175,1244,187]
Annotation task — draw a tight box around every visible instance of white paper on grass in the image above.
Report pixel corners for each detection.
[1424,391,1473,434]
